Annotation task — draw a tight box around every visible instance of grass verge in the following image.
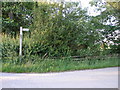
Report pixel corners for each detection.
[2,56,119,73]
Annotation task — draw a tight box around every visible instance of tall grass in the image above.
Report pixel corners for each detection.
[1,33,119,73]
[2,56,119,73]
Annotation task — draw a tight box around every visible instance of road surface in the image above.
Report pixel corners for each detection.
[0,67,119,88]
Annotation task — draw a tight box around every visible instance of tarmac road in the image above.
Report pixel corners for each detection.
[1,67,119,88]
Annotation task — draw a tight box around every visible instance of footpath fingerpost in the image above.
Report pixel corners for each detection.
[19,27,29,62]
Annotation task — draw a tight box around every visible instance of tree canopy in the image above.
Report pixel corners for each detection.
[1,1,119,58]
[2,2,35,36]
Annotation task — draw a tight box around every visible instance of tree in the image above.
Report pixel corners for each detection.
[2,2,35,36]
[89,0,120,54]
[106,1,120,53]
[31,2,100,57]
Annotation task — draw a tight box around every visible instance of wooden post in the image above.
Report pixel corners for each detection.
[19,27,29,62]
[19,27,23,57]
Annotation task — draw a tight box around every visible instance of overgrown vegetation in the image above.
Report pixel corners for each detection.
[1,1,120,73]
[2,55,119,73]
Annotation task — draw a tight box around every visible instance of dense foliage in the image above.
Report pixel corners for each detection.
[89,0,120,53]
[2,2,35,36]
[30,2,100,57]
[1,1,119,63]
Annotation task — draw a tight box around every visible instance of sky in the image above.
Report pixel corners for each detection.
[65,0,91,7]
[13,0,105,16]
[64,0,105,16]
[44,0,103,16]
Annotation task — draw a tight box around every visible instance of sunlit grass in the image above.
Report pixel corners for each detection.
[2,56,119,73]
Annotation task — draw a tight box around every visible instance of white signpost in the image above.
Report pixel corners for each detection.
[19,27,29,59]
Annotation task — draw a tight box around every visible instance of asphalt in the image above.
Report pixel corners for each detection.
[0,67,119,88]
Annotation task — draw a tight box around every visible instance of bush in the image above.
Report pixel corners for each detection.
[1,2,107,61]
[2,34,19,58]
